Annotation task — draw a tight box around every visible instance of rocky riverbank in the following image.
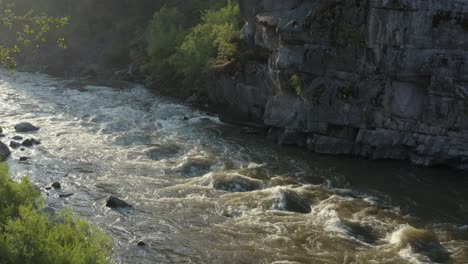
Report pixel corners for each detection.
[208,0,468,171]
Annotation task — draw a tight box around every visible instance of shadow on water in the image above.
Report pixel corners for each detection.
[217,124,468,226]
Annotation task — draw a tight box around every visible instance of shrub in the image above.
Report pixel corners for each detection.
[0,163,112,264]
[170,1,242,93]
[290,74,304,98]
[144,0,242,95]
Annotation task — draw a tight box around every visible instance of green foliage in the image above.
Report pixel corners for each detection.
[0,4,69,69]
[171,1,241,91]
[290,74,304,98]
[0,163,112,264]
[144,7,187,90]
[145,0,242,94]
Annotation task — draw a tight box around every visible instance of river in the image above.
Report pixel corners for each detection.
[1,70,467,263]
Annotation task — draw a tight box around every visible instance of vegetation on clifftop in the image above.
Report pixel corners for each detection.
[144,0,242,96]
[0,163,112,263]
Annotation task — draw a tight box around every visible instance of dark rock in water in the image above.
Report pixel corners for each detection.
[0,127,2,133]
[12,136,23,141]
[59,193,74,198]
[45,187,52,191]
[137,241,146,246]
[20,148,25,151]
[52,182,61,189]
[21,138,40,147]
[182,116,189,121]
[106,196,132,208]
[21,139,33,147]
[10,141,20,149]
[0,141,11,161]
[146,144,180,161]
[0,134,5,138]
[274,190,311,214]
[343,220,379,244]
[19,157,29,161]
[211,173,263,192]
[14,122,39,132]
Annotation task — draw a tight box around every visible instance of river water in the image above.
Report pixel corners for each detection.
[0,70,467,264]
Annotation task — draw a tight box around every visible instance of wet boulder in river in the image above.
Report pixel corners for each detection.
[106,196,132,208]
[21,138,41,147]
[14,122,40,132]
[0,141,11,161]
[391,226,450,262]
[10,141,21,149]
[273,189,311,214]
[210,173,263,192]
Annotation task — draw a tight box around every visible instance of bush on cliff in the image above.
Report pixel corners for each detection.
[144,0,242,95]
[0,163,112,264]
[170,1,242,92]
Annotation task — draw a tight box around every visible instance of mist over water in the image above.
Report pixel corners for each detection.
[1,70,467,263]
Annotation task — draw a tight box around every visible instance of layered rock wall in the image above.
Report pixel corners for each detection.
[210,0,468,169]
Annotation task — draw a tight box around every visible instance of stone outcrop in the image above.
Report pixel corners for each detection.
[210,0,468,170]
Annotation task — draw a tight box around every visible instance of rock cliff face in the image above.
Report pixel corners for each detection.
[210,0,468,170]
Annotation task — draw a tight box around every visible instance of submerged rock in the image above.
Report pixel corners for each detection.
[0,141,11,161]
[137,241,146,246]
[391,226,450,262]
[14,122,40,132]
[106,196,132,208]
[146,144,180,161]
[12,136,23,141]
[59,193,74,198]
[52,182,61,189]
[19,157,29,161]
[343,220,379,244]
[273,189,311,214]
[210,173,263,192]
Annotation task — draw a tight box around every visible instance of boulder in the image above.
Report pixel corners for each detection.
[10,141,21,149]
[21,138,41,147]
[106,196,132,208]
[52,182,61,189]
[273,189,311,214]
[210,173,263,192]
[0,141,11,161]
[14,122,39,132]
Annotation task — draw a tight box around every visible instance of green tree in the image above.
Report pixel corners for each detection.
[144,7,187,91]
[170,1,242,92]
[0,3,69,69]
